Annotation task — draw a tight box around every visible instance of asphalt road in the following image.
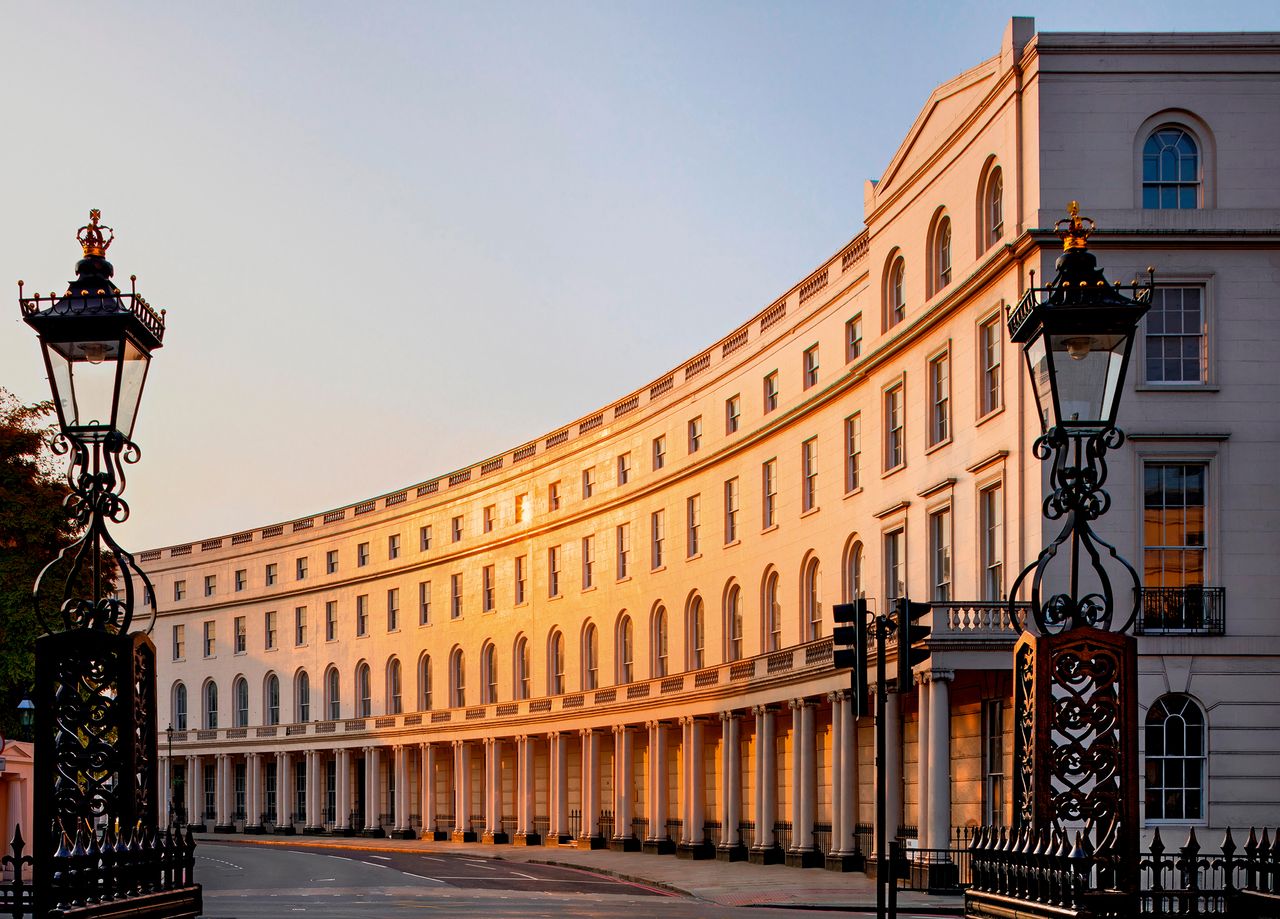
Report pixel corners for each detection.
[197,842,955,918]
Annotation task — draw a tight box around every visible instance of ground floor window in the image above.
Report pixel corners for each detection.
[1146,693,1207,822]
[265,762,278,822]
[982,699,1006,827]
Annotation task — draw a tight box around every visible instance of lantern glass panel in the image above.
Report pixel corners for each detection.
[115,339,151,440]
[44,337,123,438]
[1025,335,1053,431]
[1048,332,1127,430]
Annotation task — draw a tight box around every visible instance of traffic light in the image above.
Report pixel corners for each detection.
[832,598,868,717]
[894,596,932,693]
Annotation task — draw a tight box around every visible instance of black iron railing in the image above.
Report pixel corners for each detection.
[1137,586,1225,635]
[813,822,832,855]
[631,816,648,839]
[500,816,517,836]
[469,814,484,835]
[568,809,582,839]
[855,822,873,858]
[774,821,793,851]
[665,818,683,841]
[598,809,614,839]
[737,820,755,846]
[703,820,722,847]
[436,812,454,834]
[534,815,550,838]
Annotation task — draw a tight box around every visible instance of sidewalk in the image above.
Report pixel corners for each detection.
[195,831,964,913]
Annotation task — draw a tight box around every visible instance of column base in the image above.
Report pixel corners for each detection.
[482,831,510,845]
[390,828,418,840]
[609,836,641,852]
[274,824,297,836]
[716,843,748,862]
[545,834,573,846]
[451,830,477,843]
[784,848,824,869]
[303,826,326,835]
[676,841,715,860]
[576,835,607,850]
[513,832,542,847]
[337,826,357,837]
[213,824,236,834]
[642,837,676,855]
[243,825,265,835]
[361,827,386,838]
[426,830,450,841]
[823,851,866,872]
[748,845,784,865]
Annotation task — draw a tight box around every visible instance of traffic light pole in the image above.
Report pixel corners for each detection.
[875,612,888,919]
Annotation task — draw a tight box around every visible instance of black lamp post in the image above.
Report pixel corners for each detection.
[17,697,35,733]
[16,211,200,917]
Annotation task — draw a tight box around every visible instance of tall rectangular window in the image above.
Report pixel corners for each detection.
[295,606,307,646]
[762,459,778,528]
[357,543,369,567]
[265,610,278,650]
[617,453,631,485]
[929,508,952,602]
[204,575,216,597]
[515,493,530,523]
[884,382,905,470]
[688,416,703,453]
[802,437,818,511]
[419,525,432,552]
[1145,287,1206,384]
[174,580,186,602]
[418,581,431,625]
[846,314,863,362]
[884,529,905,603]
[1143,463,1207,588]
[616,524,631,579]
[763,371,779,413]
[581,536,595,589]
[234,616,246,654]
[483,505,495,533]
[450,574,463,619]
[548,482,561,511]
[581,468,594,499]
[686,495,701,557]
[548,546,561,597]
[203,621,216,657]
[387,588,399,631]
[482,565,496,611]
[845,413,862,492]
[652,436,666,470]
[235,569,247,591]
[929,352,950,446]
[515,556,527,605]
[266,563,279,586]
[356,595,368,636]
[387,534,400,560]
[979,316,1003,416]
[651,510,665,569]
[724,478,739,543]
[451,516,463,542]
[982,699,1007,827]
[296,557,307,580]
[172,624,185,660]
[803,345,819,389]
[325,601,337,641]
[980,484,1004,601]
[725,395,741,434]
[326,550,338,574]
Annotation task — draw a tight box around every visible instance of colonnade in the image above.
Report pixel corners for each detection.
[162,674,959,867]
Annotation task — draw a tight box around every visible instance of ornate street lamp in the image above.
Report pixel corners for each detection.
[16,211,199,917]
[17,697,35,732]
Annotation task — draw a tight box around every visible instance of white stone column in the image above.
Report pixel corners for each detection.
[245,752,262,830]
[335,748,351,832]
[366,746,383,833]
[185,755,199,826]
[304,751,320,830]
[421,742,438,837]
[688,717,705,845]
[871,687,902,851]
[277,752,292,826]
[917,673,931,849]
[391,745,407,835]
[833,691,856,855]
[584,729,601,839]
[548,732,566,840]
[926,670,954,852]
[751,706,777,852]
[613,726,634,842]
[653,722,669,842]
[829,692,843,856]
[453,740,473,839]
[719,710,741,852]
[214,754,229,829]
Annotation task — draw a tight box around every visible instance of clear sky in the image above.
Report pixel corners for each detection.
[2,1,1275,550]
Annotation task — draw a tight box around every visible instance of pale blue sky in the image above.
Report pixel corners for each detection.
[2,1,1275,549]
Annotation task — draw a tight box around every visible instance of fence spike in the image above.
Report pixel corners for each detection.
[1183,825,1200,854]
[1221,826,1236,858]
[1149,826,1165,857]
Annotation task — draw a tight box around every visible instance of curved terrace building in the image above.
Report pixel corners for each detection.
[151,20,1280,866]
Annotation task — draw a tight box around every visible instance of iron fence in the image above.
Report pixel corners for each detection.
[855,822,873,858]
[501,816,518,837]
[703,820,722,847]
[436,812,454,835]
[631,816,648,840]
[813,822,832,856]
[534,815,550,838]
[568,809,582,839]
[665,818,683,841]
[469,814,484,835]
[599,810,614,840]
[738,820,755,846]
[774,821,793,852]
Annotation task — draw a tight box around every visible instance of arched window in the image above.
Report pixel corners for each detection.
[686,596,706,670]
[450,648,466,707]
[843,540,864,603]
[582,624,599,691]
[1143,128,1200,209]
[548,631,566,695]
[295,671,311,722]
[325,667,341,720]
[355,662,371,718]
[617,615,634,684]
[203,681,218,730]
[803,557,823,641]
[986,167,1004,246]
[265,673,280,726]
[932,214,952,293]
[885,254,907,329]
[1145,694,1207,822]
[652,606,669,678]
[233,677,249,728]
[387,657,403,714]
[763,571,782,652]
[482,643,498,704]
[419,654,433,711]
[514,636,531,700]
[725,585,743,662]
[172,682,188,731]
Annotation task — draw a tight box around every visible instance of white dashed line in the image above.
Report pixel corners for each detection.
[401,872,444,883]
[368,855,391,861]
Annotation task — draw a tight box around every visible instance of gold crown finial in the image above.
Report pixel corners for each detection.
[1055,201,1094,251]
[76,209,114,258]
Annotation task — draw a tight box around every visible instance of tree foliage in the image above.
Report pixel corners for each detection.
[0,388,79,742]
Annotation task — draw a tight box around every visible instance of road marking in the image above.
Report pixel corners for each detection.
[361,861,391,868]
[312,878,336,882]
[368,855,392,861]
[461,860,496,870]
[422,856,446,862]
[401,872,444,883]
[196,855,244,870]
[325,855,349,861]
[510,870,538,880]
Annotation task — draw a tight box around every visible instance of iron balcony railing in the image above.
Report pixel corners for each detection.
[1136,586,1225,635]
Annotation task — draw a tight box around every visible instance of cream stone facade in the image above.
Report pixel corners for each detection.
[146,20,1280,868]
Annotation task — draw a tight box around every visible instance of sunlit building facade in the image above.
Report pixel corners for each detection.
[149,20,1280,865]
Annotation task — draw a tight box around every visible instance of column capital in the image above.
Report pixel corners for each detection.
[752,703,778,715]
[719,709,738,723]
[921,668,956,684]
[788,697,814,711]
[826,689,849,703]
